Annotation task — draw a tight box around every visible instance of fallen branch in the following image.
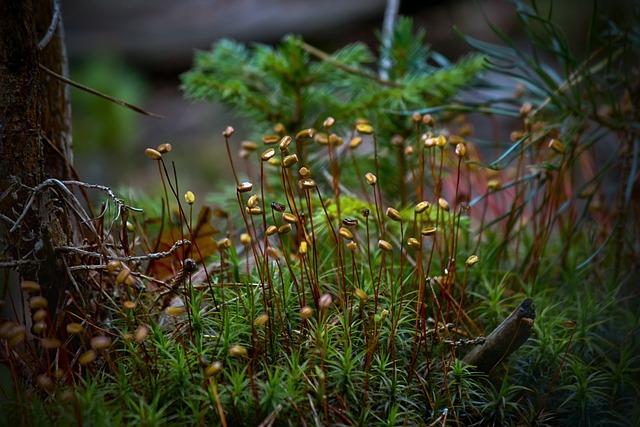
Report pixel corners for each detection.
[9,178,142,233]
[462,298,536,373]
[57,239,191,262]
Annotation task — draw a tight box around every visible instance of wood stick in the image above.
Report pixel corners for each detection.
[462,298,536,373]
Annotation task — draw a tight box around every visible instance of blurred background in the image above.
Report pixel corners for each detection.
[62,0,632,198]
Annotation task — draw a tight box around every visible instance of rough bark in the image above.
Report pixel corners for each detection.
[35,0,74,180]
[0,2,43,282]
[0,0,74,318]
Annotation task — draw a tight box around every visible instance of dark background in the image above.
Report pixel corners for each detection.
[61,0,633,197]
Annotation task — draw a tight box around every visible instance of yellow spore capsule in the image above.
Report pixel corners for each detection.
[339,227,354,240]
[20,280,40,293]
[79,350,96,365]
[184,191,195,205]
[385,207,401,222]
[144,148,162,160]
[415,201,430,214]
[205,361,223,377]
[466,255,479,267]
[378,239,392,252]
[157,143,172,153]
[66,323,84,334]
[237,182,253,193]
[300,306,313,319]
[229,344,248,357]
[365,172,377,185]
[90,336,112,350]
[356,123,374,135]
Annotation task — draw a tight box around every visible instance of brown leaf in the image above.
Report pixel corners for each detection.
[148,206,218,281]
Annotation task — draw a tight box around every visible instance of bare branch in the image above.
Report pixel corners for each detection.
[9,179,141,233]
[62,181,143,213]
[38,64,163,118]
[298,41,400,88]
[37,0,61,50]
[58,239,191,263]
[462,298,536,373]
[0,259,40,268]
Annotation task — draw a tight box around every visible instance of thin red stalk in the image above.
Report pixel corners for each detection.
[416,123,426,200]
[303,189,320,306]
[327,142,341,221]
[349,150,372,204]
[364,213,377,311]
[224,134,240,187]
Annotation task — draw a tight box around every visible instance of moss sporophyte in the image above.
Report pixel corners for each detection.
[3,8,638,427]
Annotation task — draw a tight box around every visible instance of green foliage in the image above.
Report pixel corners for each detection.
[2,5,639,427]
[181,19,485,136]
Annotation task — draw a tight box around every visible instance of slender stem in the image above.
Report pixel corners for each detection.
[224,134,240,187]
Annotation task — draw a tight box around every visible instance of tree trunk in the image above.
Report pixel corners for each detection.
[1,0,74,321]
[35,0,74,180]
